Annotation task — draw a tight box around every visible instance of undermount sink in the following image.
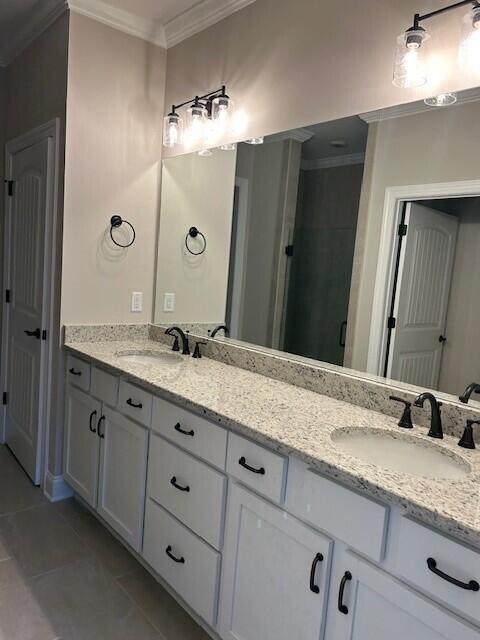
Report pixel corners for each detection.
[115,351,183,366]
[332,428,471,480]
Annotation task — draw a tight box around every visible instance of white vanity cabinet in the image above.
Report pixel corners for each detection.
[218,483,332,640]
[326,551,479,640]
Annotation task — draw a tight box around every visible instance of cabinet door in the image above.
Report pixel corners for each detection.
[64,385,101,507]
[218,484,332,640]
[97,407,148,552]
[327,551,479,640]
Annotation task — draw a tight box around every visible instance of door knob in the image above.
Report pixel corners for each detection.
[438,335,447,343]
[24,328,41,339]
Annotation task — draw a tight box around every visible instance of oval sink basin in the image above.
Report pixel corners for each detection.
[332,428,471,480]
[116,351,183,366]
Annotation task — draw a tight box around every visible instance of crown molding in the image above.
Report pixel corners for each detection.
[360,87,480,123]
[0,0,68,66]
[165,0,256,48]
[301,152,365,171]
[267,128,314,144]
[68,0,166,47]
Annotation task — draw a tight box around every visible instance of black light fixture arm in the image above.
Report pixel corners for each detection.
[170,85,228,113]
[412,0,476,29]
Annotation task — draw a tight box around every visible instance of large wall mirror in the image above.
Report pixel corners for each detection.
[155,88,480,406]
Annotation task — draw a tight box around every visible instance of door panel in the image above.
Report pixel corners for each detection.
[5,138,50,482]
[389,203,458,388]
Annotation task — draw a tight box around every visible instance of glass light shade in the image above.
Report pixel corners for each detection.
[212,94,234,134]
[459,6,480,74]
[393,28,429,88]
[184,102,207,146]
[245,137,264,145]
[163,112,182,148]
[197,149,213,157]
[424,92,457,107]
[220,142,237,151]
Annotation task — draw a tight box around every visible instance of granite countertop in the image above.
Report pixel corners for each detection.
[64,338,480,550]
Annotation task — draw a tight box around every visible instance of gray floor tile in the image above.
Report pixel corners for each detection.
[0,503,89,577]
[0,447,47,515]
[0,557,27,593]
[55,498,139,578]
[30,558,161,640]
[118,567,211,640]
[0,584,58,640]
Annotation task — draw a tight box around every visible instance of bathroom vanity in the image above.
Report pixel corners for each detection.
[63,336,480,640]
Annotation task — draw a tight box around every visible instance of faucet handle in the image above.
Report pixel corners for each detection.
[458,420,480,449]
[170,336,180,352]
[389,396,414,429]
[192,341,207,359]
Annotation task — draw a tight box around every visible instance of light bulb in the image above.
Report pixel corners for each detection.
[245,137,264,145]
[424,92,457,107]
[184,101,207,146]
[393,27,429,88]
[459,6,480,73]
[163,111,182,148]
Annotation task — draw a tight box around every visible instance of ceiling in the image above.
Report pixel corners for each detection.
[0,0,255,65]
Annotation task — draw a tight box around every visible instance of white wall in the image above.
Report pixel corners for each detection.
[155,149,237,324]
[164,0,480,155]
[347,101,480,372]
[62,13,166,325]
[438,204,480,395]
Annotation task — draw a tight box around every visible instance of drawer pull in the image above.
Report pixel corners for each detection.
[338,571,352,614]
[166,545,185,564]
[239,456,265,475]
[427,558,479,592]
[174,422,195,437]
[97,416,105,439]
[170,476,190,493]
[126,398,143,409]
[69,368,82,376]
[89,410,97,433]
[309,553,324,594]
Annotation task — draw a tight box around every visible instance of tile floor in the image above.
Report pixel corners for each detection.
[0,445,211,640]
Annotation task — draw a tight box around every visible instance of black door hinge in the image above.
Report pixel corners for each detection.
[285,245,294,257]
[5,180,14,197]
[42,330,47,341]
[398,223,408,237]
[387,316,396,329]
[2,392,7,406]
[5,289,10,304]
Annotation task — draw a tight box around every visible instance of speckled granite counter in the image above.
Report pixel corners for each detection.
[64,338,480,550]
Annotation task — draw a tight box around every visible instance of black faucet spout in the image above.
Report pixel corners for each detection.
[459,382,480,404]
[414,392,443,439]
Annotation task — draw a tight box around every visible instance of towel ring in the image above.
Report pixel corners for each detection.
[110,215,136,248]
[185,227,206,256]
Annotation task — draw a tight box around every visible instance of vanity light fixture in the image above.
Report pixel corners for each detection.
[393,1,480,88]
[245,137,264,145]
[162,85,235,150]
[424,92,458,106]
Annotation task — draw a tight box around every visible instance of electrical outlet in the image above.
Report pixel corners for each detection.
[164,292,175,312]
[131,291,143,312]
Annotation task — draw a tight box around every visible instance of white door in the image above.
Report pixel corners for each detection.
[326,551,478,640]
[388,203,458,388]
[63,386,101,507]
[97,407,148,552]
[218,484,332,640]
[4,138,52,483]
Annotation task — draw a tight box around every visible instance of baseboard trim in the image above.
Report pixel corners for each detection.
[44,471,74,502]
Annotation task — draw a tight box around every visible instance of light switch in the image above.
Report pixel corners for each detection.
[164,292,175,312]
[131,291,143,312]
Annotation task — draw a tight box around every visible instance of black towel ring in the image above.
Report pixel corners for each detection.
[185,227,207,256]
[110,215,136,248]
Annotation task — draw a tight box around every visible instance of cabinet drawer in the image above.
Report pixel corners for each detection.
[118,380,152,426]
[66,355,90,391]
[91,367,118,407]
[394,517,480,624]
[299,470,388,562]
[148,435,226,549]
[152,397,227,469]
[226,433,287,504]
[143,500,220,626]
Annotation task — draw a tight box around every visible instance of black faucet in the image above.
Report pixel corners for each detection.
[165,327,190,355]
[459,382,480,404]
[413,392,443,439]
[210,324,229,338]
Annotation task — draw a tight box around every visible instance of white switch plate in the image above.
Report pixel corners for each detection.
[131,291,143,312]
[164,292,175,312]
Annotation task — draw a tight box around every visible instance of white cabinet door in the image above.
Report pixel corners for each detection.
[218,484,332,640]
[64,385,101,507]
[327,551,479,640]
[97,407,148,552]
